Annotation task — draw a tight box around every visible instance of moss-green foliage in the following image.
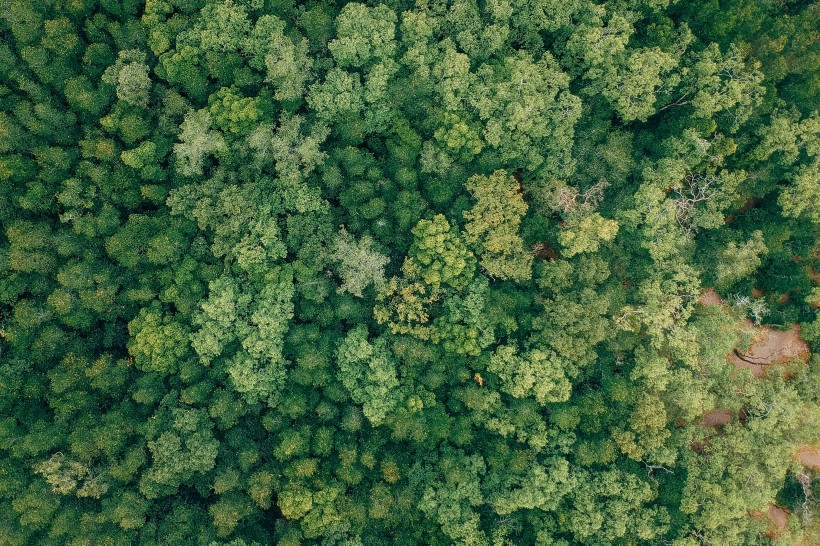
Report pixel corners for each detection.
[0,1,818,544]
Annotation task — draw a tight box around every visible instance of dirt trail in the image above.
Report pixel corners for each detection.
[697,289,810,378]
[795,445,820,470]
[700,408,732,427]
[698,288,725,306]
[749,504,791,539]
[729,322,810,378]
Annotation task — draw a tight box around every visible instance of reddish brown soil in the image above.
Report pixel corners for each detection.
[699,290,811,544]
[698,288,725,306]
[795,445,820,470]
[701,409,732,427]
[749,505,791,539]
[697,288,810,378]
[729,323,810,378]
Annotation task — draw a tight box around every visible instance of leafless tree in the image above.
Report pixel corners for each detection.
[796,471,813,523]
[674,171,720,237]
[554,178,610,214]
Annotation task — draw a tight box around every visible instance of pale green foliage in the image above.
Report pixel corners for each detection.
[407,214,475,292]
[248,114,329,186]
[463,170,532,281]
[178,0,251,54]
[167,173,294,274]
[431,44,474,112]
[308,68,364,122]
[191,275,294,404]
[471,51,581,175]
[102,49,152,108]
[248,15,313,101]
[173,109,227,176]
[128,303,191,376]
[329,3,397,68]
[715,230,768,288]
[418,450,488,546]
[121,141,157,169]
[278,485,313,519]
[687,44,765,129]
[488,345,571,404]
[558,212,619,257]
[780,163,820,223]
[753,113,820,222]
[753,114,804,163]
[34,453,108,499]
[433,278,495,356]
[563,469,669,542]
[611,393,672,464]
[140,407,219,499]
[331,227,389,297]
[568,9,680,121]
[565,11,633,70]
[487,458,573,516]
[309,5,400,135]
[336,326,401,426]
[433,112,483,162]
[604,47,679,122]
[534,257,614,372]
[208,87,263,136]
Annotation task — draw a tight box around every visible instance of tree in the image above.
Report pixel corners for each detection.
[487,345,571,405]
[190,275,294,405]
[558,212,619,258]
[247,15,313,102]
[463,170,533,281]
[561,468,669,543]
[128,301,191,376]
[336,326,402,426]
[779,163,820,223]
[405,214,475,292]
[417,449,488,546]
[470,51,581,176]
[139,405,219,499]
[715,230,768,288]
[375,215,476,338]
[664,43,766,131]
[247,113,329,186]
[101,49,152,109]
[330,227,389,297]
[173,109,227,176]
[328,3,397,69]
[208,87,265,136]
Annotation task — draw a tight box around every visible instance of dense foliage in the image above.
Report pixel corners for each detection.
[1,1,819,544]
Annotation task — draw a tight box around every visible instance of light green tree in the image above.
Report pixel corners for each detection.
[102,49,152,109]
[558,212,619,257]
[336,326,402,426]
[331,227,389,297]
[715,230,768,288]
[173,109,227,176]
[488,345,571,405]
[463,170,533,282]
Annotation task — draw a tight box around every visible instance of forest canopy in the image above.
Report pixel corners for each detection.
[1,0,819,545]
